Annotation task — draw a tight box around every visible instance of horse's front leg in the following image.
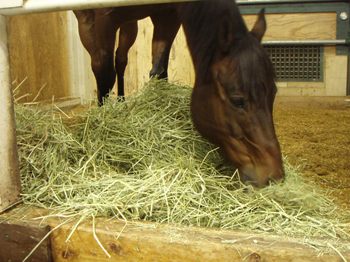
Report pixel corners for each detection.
[91,45,117,105]
[115,21,138,98]
[74,10,118,106]
[150,9,181,79]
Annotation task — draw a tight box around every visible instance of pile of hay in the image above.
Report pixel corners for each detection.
[16,80,350,253]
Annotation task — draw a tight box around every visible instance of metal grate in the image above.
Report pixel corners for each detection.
[264,45,323,82]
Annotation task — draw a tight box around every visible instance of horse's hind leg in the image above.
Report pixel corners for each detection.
[115,21,138,98]
[74,10,118,105]
[150,9,181,79]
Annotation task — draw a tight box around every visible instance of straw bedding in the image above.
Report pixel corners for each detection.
[16,80,350,254]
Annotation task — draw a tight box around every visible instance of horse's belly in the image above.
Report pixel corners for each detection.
[100,4,176,24]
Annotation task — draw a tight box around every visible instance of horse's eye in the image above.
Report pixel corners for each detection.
[230,96,245,109]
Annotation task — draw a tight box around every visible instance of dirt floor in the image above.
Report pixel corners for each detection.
[274,97,350,211]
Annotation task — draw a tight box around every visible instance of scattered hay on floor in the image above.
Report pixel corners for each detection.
[16,80,350,254]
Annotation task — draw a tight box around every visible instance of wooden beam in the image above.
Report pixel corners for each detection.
[49,220,350,262]
[1,207,349,262]
[0,0,197,15]
[0,15,21,213]
[0,221,52,261]
[0,0,23,9]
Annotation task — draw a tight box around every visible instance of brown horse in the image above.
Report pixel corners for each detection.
[73,4,180,104]
[179,1,284,187]
[74,0,284,187]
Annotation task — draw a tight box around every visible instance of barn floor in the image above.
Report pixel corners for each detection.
[274,97,350,211]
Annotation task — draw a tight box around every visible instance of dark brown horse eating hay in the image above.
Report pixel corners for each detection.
[74,0,284,187]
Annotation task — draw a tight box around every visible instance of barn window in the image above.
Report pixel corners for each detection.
[265,45,323,82]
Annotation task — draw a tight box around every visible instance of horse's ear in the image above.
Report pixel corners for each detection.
[251,8,266,42]
[218,14,234,53]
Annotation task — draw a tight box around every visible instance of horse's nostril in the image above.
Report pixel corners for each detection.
[239,173,254,185]
[239,166,284,188]
[238,169,266,188]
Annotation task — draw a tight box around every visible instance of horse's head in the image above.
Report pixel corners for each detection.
[191,9,284,187]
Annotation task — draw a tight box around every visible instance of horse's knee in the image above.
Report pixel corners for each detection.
[92,58,115,87]
[91,52,116,84]
[91,50,114,73]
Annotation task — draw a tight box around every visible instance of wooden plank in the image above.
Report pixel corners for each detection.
[0,221,52,261]
[1,207,349,262]
[0,0,198,16]
[50,219,350,262]
[123,17,153,96]
[0,15,21,212]
[7,12,71,103]
[243,13,337,40]
[66,12,96,103]
[168,26,195,87]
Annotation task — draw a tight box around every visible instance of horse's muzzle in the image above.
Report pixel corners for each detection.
[239,163,285,188]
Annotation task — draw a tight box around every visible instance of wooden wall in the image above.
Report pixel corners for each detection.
[6,11,348,104]
[7,12,72,103]
[244,12,336,40]
[123,18,194,95]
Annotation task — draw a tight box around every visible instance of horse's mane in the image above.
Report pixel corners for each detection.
[179,0,248,82]
[180,0,276,104]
